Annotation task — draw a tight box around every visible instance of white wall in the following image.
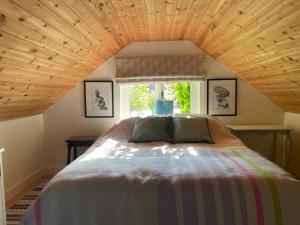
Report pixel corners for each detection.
[285,112,300,179]
[44,59,118,168]
[0,115,44,200]
[203,50,285,161]
[204,55,284,125]
[43,41,284,169]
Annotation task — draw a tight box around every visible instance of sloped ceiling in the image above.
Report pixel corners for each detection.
[0,0,299,119]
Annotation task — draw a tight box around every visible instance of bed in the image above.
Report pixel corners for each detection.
[21,117,300,225]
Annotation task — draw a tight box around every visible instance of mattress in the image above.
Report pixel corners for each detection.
[21,117,300,225]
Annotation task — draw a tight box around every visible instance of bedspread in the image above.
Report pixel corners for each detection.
[20,118,300,225]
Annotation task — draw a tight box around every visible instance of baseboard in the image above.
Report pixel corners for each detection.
[5,168,45,202]
[5,166,64,203]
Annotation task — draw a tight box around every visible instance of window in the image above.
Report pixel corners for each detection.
[120,81,204,119]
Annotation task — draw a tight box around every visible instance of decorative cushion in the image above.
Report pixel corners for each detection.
[172,117,214,143]
[129,117,172,143]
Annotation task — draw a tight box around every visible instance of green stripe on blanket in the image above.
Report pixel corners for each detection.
[233,151,283,225]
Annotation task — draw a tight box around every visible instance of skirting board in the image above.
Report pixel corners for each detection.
[5,166,63,202]
[5,168,44,202]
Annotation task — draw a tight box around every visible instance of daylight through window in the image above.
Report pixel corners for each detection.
[120,81,203,119]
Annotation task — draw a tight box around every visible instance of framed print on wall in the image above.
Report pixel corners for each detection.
[84,81,114,118]
[207,78,237,116]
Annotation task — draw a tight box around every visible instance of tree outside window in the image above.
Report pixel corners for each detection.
[129,84,155,116]
[128,82,191,116]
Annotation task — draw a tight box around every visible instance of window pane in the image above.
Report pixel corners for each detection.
[163,82,191,113]
[128,83,155,117]
[120,82,193,119]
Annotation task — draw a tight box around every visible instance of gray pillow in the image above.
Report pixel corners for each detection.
[129,117,172,143]
[172,117,214,143]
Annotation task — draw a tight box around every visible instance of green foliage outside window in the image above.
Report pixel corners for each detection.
[129,82,190,114]
[169,82,191,113]
[129,84,155,113]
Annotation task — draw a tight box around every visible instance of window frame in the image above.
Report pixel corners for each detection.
[119,81,204,119]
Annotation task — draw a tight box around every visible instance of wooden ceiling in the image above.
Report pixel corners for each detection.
[0,0,299,119]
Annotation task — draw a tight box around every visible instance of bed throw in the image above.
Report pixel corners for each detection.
[20,118,300,225]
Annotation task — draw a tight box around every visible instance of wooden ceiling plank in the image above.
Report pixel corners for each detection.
[177,0,204,40]
[0,44,96,75]
[234,58,299,75]
[171,0,192,40]
[188,0,215,42]
[41,0,124,57]
[197,0,248,47]
[0,30,93,70]
[0,0,98,58]
[236,66,299,80]
[0,62,84,82]
[226,49,300,70]
[191,0,230,45]
[2,25,99,67]
[142,0,157,40]
[0,86,71,94]
[0,6,101,66]
[109,0,135,41]
[160,0,172,39]
[62,0,124,52]
[104,0,134,43]
[0,0,299,119]
[12,0,105,57]
[183,1,209,40]
[152,0,166,40]
[41,0,109,49]
[0,72,78,86]
[206,0,282,53]
[217,3,300,59]
[81,0,130,45]
[230,0,299,44]
[0,58,84,80]
[130,0,150,40]
[171,0,193,40]
[0,75,77,87]
[227,39,300,68]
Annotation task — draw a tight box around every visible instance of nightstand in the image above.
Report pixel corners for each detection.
[226,125,293,168]
[65,136,98,164]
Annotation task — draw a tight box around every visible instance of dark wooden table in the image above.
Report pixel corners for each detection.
[65,136,98,164]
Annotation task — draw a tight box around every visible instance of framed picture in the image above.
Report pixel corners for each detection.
[84,81,114,118]
[207,78,237,116]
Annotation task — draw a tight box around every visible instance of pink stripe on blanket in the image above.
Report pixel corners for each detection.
[34,197,42,225]
[223,152,265,225]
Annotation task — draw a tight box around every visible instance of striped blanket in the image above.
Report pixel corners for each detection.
[20,118,300,225]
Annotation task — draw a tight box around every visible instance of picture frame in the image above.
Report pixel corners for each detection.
[207,78,237,116]
[84,81,114,118]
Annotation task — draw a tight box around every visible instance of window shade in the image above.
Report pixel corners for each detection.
[115,55,205,83]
